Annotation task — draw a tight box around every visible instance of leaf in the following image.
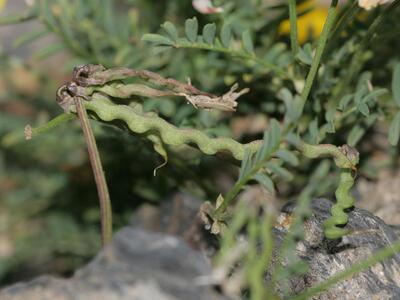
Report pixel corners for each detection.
[312,160,331,180]
[357,102,370,117]
[362,88,388,104]
[389,111,400,146]
[185,17,198,43]
[325,122,335,134]
[254,173,275,193]
[33,42,65,60]
[276,149,299,166]
[242,30,254,54]
[325,108,336,122]
[142,34,174,46]
[354,85,370,116]
[255,130,271,163]
[278,88,293,102]
[267,162,293,181]
[287,96,303,123]
[264,43,286,63]
[338,94,353,111]
[0,9,36,26]
[161,21,179,42]
[152,46,172,55]
[296,43,313,65]
[238,149,252,180]
[13,29,48,48]
[392,63,400,107]
[279,89,302,123]
[220,23,232,48]
[203,23,216,44]
[354,84,368,105]
[356,72,371,92]
[286,132,302,148]
[254,119,281,163]
[309,118,319,144]
[269,119,281,149]
[347,125,365,147]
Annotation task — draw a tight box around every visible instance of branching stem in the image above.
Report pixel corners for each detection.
[288,0,299,57]
[299,0,338,113]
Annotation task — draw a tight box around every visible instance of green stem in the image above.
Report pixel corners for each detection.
[214,175,251,217]
[0,9,37,26]
[2,113,75,147]
[292,239,400,300]
[31,113,75,136]
[299,0,338,112]
[74,97,113,246]
[288,0,299,57]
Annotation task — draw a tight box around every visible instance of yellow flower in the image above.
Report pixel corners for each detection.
[279,0,328,44]
[0,0,6,12]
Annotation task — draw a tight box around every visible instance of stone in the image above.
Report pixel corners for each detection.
[276,198,400,299]
[0,227,228,300]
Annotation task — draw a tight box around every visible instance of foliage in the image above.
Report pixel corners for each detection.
[1,0,400,298]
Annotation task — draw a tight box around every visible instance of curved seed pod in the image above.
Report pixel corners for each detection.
[83,93,261,160]
[323,170,356,239]
[72,64,214,97]
[55,70,360,241]
[80,93,359,240]
[300,143,359,170]
[301,143,359,240]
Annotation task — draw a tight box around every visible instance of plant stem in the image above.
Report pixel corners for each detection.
[31,113,75,136]
[2,113,75,147]
[299,0,338,113]
[288,0,299,57]
[0,10,37,26]
[74,96,112,246]
[214,157,271,218]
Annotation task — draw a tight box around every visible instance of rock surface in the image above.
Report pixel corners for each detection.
[277,198,400,299]
[0,227,227,300]
[1,196,400,300]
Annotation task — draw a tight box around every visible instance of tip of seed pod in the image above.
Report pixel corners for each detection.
[24,125,32,140]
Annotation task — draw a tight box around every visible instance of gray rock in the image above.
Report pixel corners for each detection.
[276,198,400,299]
[0,227,227,300]
[2,196,400,299]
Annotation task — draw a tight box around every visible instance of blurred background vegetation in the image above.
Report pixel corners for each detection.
[0,0,399,289]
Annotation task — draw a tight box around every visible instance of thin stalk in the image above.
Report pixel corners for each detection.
[29,113,75,136]
[0,9,37,26]
[288,0,299,57]
[214,157,270,217]
[299,0,338,113]
[74,96,112,246]
[2,113,74,147]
